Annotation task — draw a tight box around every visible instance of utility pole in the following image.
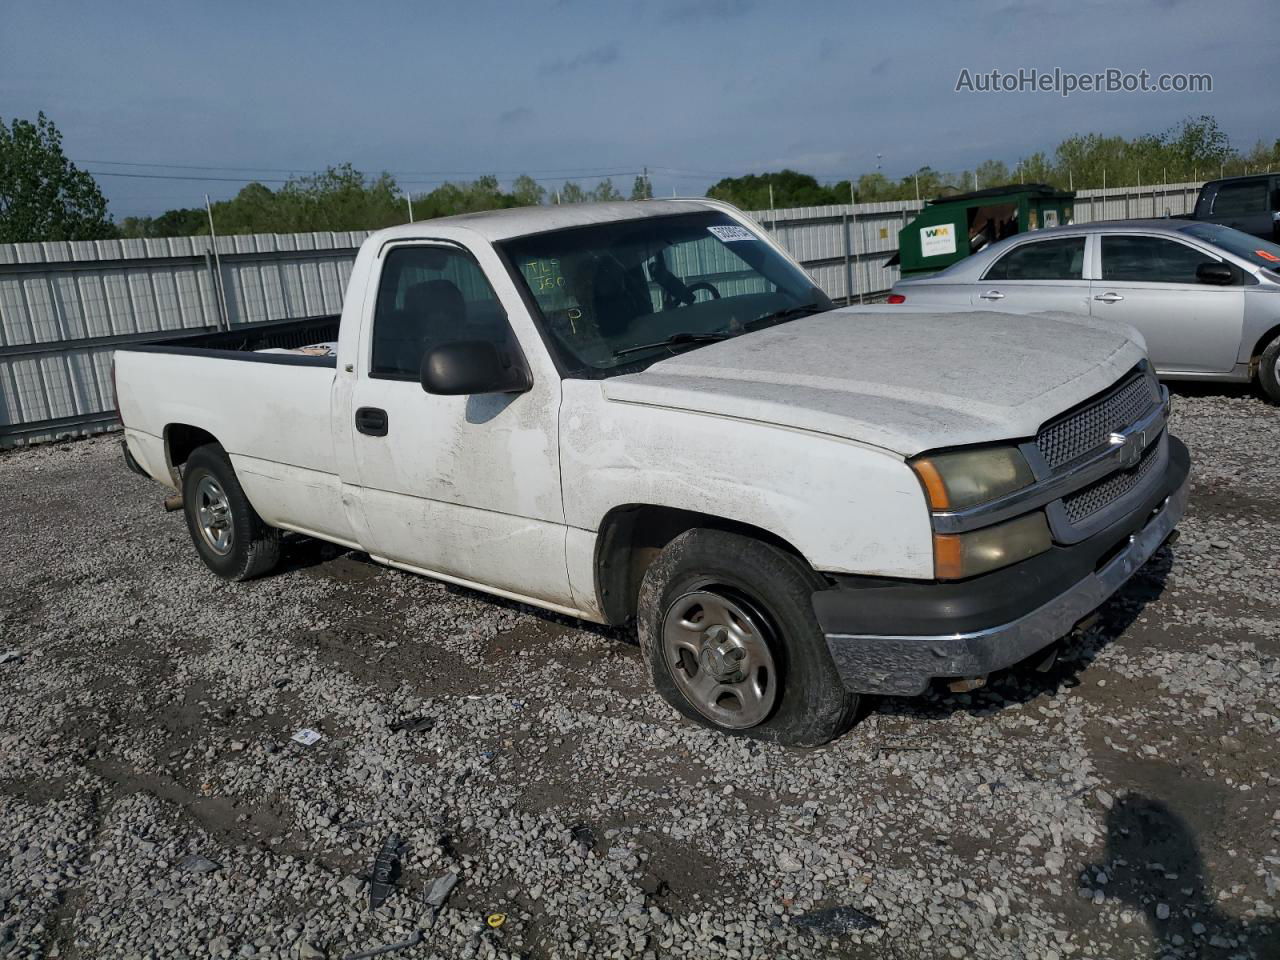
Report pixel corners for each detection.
[768,181,776,230]
[406,194,415,222]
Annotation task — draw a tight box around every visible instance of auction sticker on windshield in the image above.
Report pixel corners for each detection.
[708,225,756,242]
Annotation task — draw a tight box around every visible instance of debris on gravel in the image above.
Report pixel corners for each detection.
[0,386,1277,959]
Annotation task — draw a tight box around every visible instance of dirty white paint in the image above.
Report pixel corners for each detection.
[116,204,1149,622]
[559,378,936,578]
[607,308,1146,458]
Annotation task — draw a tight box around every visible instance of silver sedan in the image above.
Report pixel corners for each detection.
[888,219,1280,402]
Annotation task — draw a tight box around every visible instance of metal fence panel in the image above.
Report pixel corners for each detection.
[0,230,369,444]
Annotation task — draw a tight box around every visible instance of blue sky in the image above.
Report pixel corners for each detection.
[2,0,1273,218]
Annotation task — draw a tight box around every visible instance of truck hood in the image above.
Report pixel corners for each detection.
[602,308,1146,457]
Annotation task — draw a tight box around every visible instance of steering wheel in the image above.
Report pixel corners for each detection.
[685,281,721,302]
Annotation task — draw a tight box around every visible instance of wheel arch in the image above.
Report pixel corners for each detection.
[1248,321,1280,375]
[593,503,814,626]
[164,423,221,482]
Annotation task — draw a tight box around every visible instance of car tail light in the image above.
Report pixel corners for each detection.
[886,294,906,304]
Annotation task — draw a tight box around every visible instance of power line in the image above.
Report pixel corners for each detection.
[86,168,648,187]
[89,170,293,184]
[86,158,648,179]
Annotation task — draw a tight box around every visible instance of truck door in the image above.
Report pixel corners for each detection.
[1090,233,1243,374]
[343,241,573,608]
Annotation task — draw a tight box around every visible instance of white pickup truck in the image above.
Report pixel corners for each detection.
[115,199,1190,745]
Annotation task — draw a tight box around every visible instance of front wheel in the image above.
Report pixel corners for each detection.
[1258,335,1280,404]
[637,529,859,746]
[182,444,280,581]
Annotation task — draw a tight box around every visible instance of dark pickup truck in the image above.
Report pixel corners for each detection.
[1191,174,1280,240]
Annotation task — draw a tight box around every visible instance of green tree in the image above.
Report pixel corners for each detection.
[973,159,1010,190]
[1164,115,1233,179]
[706,169,845,209]
[0,112,115,242]
[851,172,894,202]
[1018,152,1056,184]
[1240,139,1280,176]
[629,174,653,200]
[591,178,623,202]
[125,169,552,237]
[558,181,588,203]
[409,175,522,220]
[510,174,546,206]
[119,206,206,239]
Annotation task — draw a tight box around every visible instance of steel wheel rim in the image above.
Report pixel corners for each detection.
[661,589,778,729]
[194,475,234,555]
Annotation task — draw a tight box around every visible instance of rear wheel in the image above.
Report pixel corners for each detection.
[637,529,859,747]
[1258,335,1280,404]
[182,444,280,581]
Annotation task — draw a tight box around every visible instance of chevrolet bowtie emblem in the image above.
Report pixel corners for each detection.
[1110,430,1147,469]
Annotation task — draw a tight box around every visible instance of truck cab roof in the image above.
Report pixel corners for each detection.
[372,199,723,244]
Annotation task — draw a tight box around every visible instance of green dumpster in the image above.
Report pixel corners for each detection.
[892,183,1075,276]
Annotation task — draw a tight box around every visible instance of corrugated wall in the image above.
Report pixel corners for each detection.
[0,232,369,444]
[0,184,1204,445]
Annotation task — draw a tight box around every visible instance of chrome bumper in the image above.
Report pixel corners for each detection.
[824,466,1190,696]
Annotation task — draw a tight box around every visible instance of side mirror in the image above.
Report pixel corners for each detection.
[420,340,532,395]
[1195,261,1234,286]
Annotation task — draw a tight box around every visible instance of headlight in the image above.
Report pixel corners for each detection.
[933,512,1052,580]
[911,446,1034,511]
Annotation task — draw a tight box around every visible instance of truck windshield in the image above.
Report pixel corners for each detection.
[499,211,832,375]
[1178,222,1280,270]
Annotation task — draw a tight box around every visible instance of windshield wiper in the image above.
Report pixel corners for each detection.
[613,332,732,358]
[745,302,830,331]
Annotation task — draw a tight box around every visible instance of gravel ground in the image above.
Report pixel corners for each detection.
[1,388,1278,960]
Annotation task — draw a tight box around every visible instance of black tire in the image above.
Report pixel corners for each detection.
[181,444,280,581]
[1258,335,1280,404]
[637,529,859,747]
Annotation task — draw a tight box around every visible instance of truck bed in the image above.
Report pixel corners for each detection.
[123,315,341,366]
[115,314,357,546]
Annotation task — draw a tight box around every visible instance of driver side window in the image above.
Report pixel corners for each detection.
[1101,235,1222,284]
[370,246,510,379]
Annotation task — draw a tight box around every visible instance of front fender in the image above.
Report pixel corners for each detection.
[561,382,934,579]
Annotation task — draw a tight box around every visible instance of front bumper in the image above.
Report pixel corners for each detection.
[815,435,1190,696]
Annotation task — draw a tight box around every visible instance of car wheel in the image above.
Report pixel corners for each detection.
[637,528,859,747]
[182,443,280,581]
[1258,335,1280,404]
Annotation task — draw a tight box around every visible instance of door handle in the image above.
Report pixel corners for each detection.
[979,290,1005,300]
[1094,292,1125,303]
[355,407,388,437]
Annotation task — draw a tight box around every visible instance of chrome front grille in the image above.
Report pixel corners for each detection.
[1036,371,1161,471]
[1061,439,1161,524]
